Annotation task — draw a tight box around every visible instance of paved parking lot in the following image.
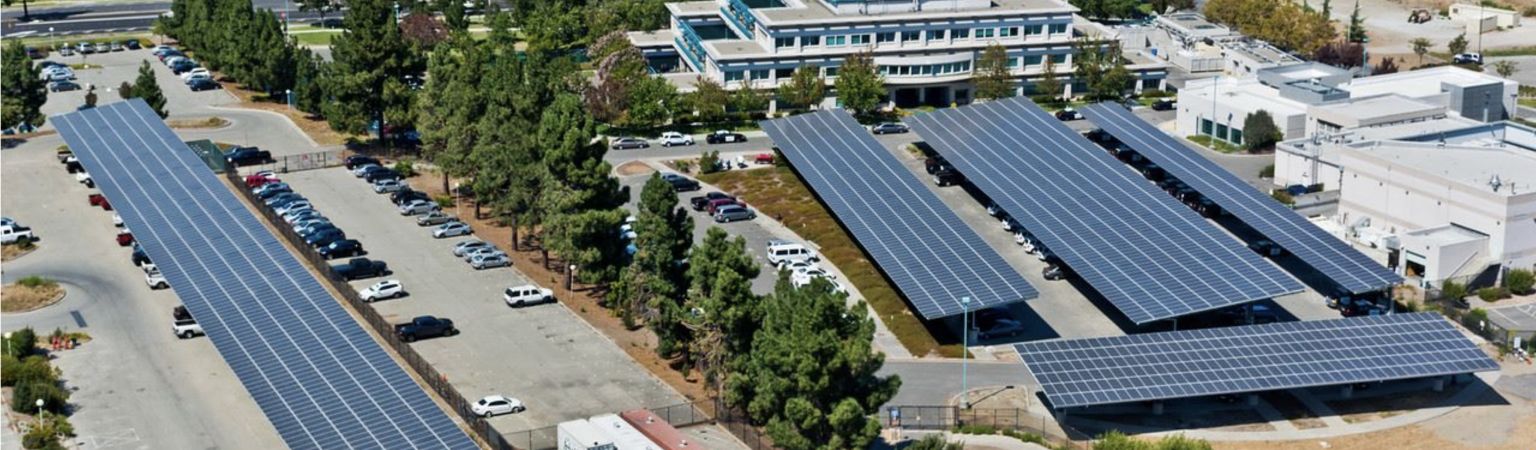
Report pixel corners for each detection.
[278,168,688,433]
[1,137,285,450]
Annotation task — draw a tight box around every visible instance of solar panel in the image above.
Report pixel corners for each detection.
[908,97,1303,324]
[1015,312,1497,408]
[1079,103,1402,294]
[760,110,1038,319]
[54,100,477,450]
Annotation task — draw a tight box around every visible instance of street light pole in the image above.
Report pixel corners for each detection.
[961,296,972,409]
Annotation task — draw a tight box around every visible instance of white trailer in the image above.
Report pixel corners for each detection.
[558,419,616,450]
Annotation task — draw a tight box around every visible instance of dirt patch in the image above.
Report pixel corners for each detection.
[1258,392,1327,430]
[698,167,951,358]
[1072,409,1273,436]
[615,160,657,176]
[1326,385,1460,423]
[2,243,38,262]
[166,116,230,129]
[1,279,66,313]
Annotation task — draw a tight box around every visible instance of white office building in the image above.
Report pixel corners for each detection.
[629,0,1168,108]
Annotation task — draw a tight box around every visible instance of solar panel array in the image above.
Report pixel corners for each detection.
[760,110,1038,319]
[54,100,477,450]
[1079,103,1402,294]
[1015,312,1497,408]
[908,97,1303,324]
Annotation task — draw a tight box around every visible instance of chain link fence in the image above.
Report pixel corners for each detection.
[243,149,347,174]
[224,171,516,450]
[882,405,1080,447]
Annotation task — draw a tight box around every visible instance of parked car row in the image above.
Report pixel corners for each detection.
[153,45,222,92]
[609,130,751,150]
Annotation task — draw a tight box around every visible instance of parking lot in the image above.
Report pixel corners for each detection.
[277,167,689,433]
[1,136,285,449]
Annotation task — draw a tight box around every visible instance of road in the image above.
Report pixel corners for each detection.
[1,0,338,37]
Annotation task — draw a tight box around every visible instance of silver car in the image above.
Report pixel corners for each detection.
[372,178,408,193]
[416,211,455,226]
[433,221,472,238]
[462,246,506,262]
[470,253,512,270]
[452,239,493,257]
[397,199,439,216]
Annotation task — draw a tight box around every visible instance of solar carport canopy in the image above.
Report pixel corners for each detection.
[1015,312,1498,408]
[761,110,1038,319]
[54,100,477,450]
[1079,103,1402,294]
[908,97,1303,324]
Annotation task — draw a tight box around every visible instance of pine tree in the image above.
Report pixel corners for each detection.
[683,227,760,387]
[417,34,486,193]
[777,64,825,111]
[1,40,46,131]
[973,43,1015,101]
[324,0,423,142]
[834,52,884,115]
[124,61,170,118]
[1346,1,1367,43]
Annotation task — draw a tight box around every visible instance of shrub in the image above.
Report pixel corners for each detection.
[4,328,37,358]
[1504,269,1534,294]
[698,151,721,174]
[1441,280,1468,301]
[393,159,415,178]
[1094,430,1152,450]
[1259,164,1275,178]
[674,160,693,173]
[1269,190,1294,205]
[433,194,455,208]
[1154,434,1212,450]
[13,236,36,249]
[1477,287,1509,302]
[2,356,56,387]
[16,277,55,289]
[907,434,963,450]
[11,380,69,415]
[1138,89,1170,98]
[21,414,73,450]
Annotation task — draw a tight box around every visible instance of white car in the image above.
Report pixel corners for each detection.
[471,395,525,417]
[777,259,821,273]
[179,68,210,81]
[792,273,847,294]
[619,223,637,240]
[452,239,493,257]
[351,163,380,177]
[112,214,124,227]
[658,131,694,147]
[372,178,408,193]
[398,199,439,216]
[359,279,405,302]
[470,253,512,270]
[1000,217,1016,232]
[145,265,169,289]
[274,201,313,215]
[503,285,553,307]
[432,221,472,238]
[75,171,93,186]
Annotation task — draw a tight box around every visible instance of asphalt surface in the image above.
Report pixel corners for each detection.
[1,134,285,450]
[3,0,331,37]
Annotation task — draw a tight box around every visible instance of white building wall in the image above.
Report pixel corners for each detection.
[1176,85,1306,142]
[1401,232,1488,282]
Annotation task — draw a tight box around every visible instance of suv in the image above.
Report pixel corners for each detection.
[871,122,909,134]
[360,279,405,302]
[345,155,381,170]
[503,285,554,307]
[144,265,170,289]
[690,192,734,211]
[1452,53,1482,64]
[706,130,746,144]
[392,189,430,206]
[610,137,650,150]
[333,258,389,280]
[318,239,365,259]
[1150,99,1175,111]
[660,173,701,192]
[224,147,272,167]
[766,241,818,267]
[658,132,694,147]
[395,316,457,342]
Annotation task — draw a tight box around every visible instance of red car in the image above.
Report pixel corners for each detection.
[245,172,280,188]
[754,153,775,165]
[89,193,113,211]
[116,230,135,246]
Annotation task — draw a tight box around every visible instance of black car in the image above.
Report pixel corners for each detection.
[25,47,44,59]
[689,192,734,211]
[1042,264,1069,280]
[660,173,700,192]
[124,40,142,50]
[870,122,909,134]
[170,60,198,74]
[49,81,81,92]
[307,230,347,248]
[1055,110,1083,121]
[225,147,272,167]
[924,156,950,174]
[188,78,221,91]
[132,245,152,267]
[395,316,457,342]
[345,155,381,170]
[391,189,431,206]
[932,169,963,187]
[318,239,365,259]
[300,223,341,239]
[705,131,747,144]
[333,257,388,280]
[1150,99,1175,111]
[363,168,402,184]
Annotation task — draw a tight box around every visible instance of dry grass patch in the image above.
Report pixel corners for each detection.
[2,276,66,313]
[2,243,38,262]
[700,167,954,357]
[166,116,230,129]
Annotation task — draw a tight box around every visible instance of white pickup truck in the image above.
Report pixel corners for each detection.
[172,306,203,338]
[1,224,36,244]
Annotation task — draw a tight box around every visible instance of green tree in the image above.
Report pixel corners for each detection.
[10,380,68,414]
[1149,0,1195,14]
[1242,110,1282,151]
[1071,0,1140,19]
[537,93,626,280]
[417,35,487,192]
[3,328,36,358]
[1448,33,1469,56]
[1491,60,1518,79]
[1093,431,1152,450]
[1032,57,1063,105]
[1346,0,1367,43]
[686,76,730,122]
[612,172,694,336]
[297,0,339,27]
[1322,0,1331,16]
[834,52,884,115]
[292,47,328,115]
[1411,38,1432,64]
[1096,49,1133,101]
[1154,434,1212,450]
[521,0,588,53]
[324,0,424,142]
[1,40,47,131]
[727,275,899,450]
[1504,269,1535,295]
[122,61,170,118]
[681,227,761,386]
[623,75,679,128]
[730,82,771,116]
[974,43,1015,101]
[777,64,825,111]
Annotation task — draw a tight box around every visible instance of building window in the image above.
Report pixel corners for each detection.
[999,27,1019,38]
[1048,23,1068,34]
[776,67,795,78]
[975,28,996,38]
[1049,54,1067,64]
[1008,57,1021,69]
[827,35,847,46]
[851,34,870,45]
[952,28,970,39]
[825,67,839,78]
[725,71,745,82]
[1200,118,1213,135]
[902,30,921,42]
[803,35,821,46]
[927,29,946,40]
[1024,55,1043,66]
[1215,123,1229,141]
[1025,24,1044,36]
[750,69,770,81]
[1229,128,1243,145]
[877,32,896,43]
[775,37,796,49]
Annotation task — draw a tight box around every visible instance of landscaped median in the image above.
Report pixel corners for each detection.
[1,276,65,313]
[700,166,960,357]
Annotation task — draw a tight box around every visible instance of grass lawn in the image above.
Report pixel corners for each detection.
[289,30,342,46]
[699,167,958,358]
[1519,98,1536,108]
[1187,134,1243,153]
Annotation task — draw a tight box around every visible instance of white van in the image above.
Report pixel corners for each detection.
[766,240,818,267]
